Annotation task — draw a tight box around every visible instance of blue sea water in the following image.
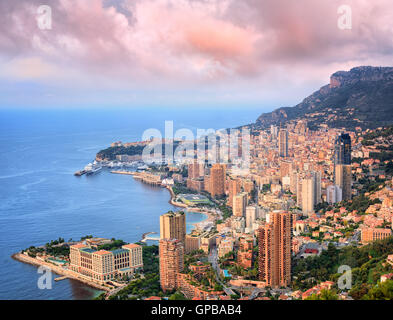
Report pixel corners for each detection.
[0,107,263,300]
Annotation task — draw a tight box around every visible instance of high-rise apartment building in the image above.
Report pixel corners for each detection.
[233,192,248,217]
[258,211,292,288]
[278,129,289,157]
[334,133,352,201]
[188,161,204,179]
[245,206,259,230]
[160,211,186,244]
[335,164,352,201]
[301,176,315,216]
[271,125,278,139]
[327,185,342,204]
[313,171,322,205]
[227,178,241,207]
[209,164,225,197]
[159,239,184,291]
[334,133,351,165]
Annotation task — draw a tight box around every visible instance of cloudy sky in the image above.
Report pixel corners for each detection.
[0,0,392,109]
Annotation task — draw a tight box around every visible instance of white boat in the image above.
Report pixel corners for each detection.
[84,163,102,175]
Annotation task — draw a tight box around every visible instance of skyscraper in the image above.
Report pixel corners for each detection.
[271,125,278,139]
[335,164,352,201]
[233,192,248,217]
[227,178,241,207]
[334,133,352,201]
[245,206,259,230]
[278,129,289,157]
[209,164,225,197]
[258,211,292,288]
[188,160,204,180]
[159,239,184,291]
[334,133,351,165]
[301,176,315,216]
[160,211,186,244]
[313,170,322,205]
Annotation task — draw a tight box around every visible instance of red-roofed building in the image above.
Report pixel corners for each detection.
[145,296,162,300]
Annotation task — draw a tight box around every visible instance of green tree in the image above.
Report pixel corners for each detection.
[305,289,338,300]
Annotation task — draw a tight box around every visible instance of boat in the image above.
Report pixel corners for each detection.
[86,166,102,175]
[84,163,102,175]
[74,170,86,176]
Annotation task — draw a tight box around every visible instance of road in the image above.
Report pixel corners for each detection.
[208,247,235,296]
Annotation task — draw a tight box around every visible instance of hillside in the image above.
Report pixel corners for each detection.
[255,66,393,130]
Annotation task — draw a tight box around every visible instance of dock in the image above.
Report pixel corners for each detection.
[110,170,135,175]
[140,232,159,243]
[54,276,68,282]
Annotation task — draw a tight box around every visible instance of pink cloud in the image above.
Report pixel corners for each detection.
[0,0,392,88]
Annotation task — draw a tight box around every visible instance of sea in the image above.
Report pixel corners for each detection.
[0,106,264,300]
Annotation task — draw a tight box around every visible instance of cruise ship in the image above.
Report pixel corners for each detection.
[84,162,102,175]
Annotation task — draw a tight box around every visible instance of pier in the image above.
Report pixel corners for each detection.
[110,170,135,175]
[140,232,159,243]
[54,276,68,282]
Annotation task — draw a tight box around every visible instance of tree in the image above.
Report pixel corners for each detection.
[305,289,338,300]
[169,291,187,300]
[363,280,393,300]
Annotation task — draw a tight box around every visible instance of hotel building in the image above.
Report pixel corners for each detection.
[69,243,143,283]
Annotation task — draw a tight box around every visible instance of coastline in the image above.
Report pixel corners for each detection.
[11,179,216,298]
[165,185,215,231]
[11,253,110,293]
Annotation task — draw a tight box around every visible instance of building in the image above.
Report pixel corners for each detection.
[69,242,143,283]
[237,236,254,269]
[301,176,315,216]
[334,133,352,201]
[233,192,248,217]
[271,125,278,139]
[218,238,234,258]
[278,129,289,157]
[188,161,204,179]
[227,178,241,207]
[335,164,352,201]
[177,272,223,300]
[245,206,259,230]
[334,133,351,166]
[258,211,292,288]
[361,228,392,244]
[327,185,342,204]
[313,171,322,205]
[185,233,201,254]
[159,239,184,291]
[160,211,186,244]
[209,164,225,197]
[187,178,204,192]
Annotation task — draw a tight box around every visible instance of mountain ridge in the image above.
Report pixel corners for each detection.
[255,66,393,130]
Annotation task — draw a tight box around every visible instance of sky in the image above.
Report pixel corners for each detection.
[0,0,392,110]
